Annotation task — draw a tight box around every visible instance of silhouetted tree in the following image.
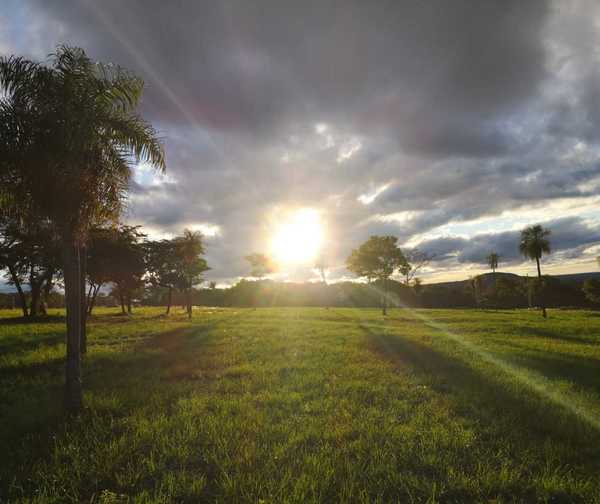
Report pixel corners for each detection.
[0,220,30,316]
[0,218,60,317]
[399,249,432,286]
[487,252,499,273]
[314,254,328,284]
[109,226,146,315]
[145,239,180,314]
[519,225,551,318]
[174,230,209,319]
[583,279,600,305]
[86,228,116,316]
[346,235,408,315]
[0,46,165,412]
[245,252,274,279]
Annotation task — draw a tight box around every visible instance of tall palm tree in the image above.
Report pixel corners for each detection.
[0,46,165,412]
[519,225,551,318]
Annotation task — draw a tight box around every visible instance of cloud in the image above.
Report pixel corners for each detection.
[416,216,600,266]
[3,0,600,283]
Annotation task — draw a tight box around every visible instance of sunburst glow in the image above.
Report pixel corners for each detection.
[270,208,324,265]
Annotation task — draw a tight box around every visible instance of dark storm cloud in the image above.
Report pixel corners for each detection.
[4,0,600,283]
[20,0,548,152]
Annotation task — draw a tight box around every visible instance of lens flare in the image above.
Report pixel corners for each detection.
[270,208,324,265]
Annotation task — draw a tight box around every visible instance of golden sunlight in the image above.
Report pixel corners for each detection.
[270,208,324,265]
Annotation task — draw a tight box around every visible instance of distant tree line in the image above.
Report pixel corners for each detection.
[0,220,210,317]
[169,273,595,311]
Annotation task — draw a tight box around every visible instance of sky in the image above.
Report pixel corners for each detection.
[2,0,600,285]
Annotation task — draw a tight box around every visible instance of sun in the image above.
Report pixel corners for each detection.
[270,208,324,265]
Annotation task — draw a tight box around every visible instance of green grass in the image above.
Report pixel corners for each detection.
[1,307,600,503]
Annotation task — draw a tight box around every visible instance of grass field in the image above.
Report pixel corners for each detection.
[1,307,600,503]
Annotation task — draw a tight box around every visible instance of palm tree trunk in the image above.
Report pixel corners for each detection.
[62,243,83,413]
[187,286,192,319]
[166,286,172,315]
[536,256,547,318]
[8,265,28,317]
[80,245,87,354]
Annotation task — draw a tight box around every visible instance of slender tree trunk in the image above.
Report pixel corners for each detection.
[86,283,94,311]
[319,269,328,308]
[382,277,387,316]
[80,246,87,355]
[8,265,28,317]
[536,256,547,318]
[88,284,101,316]
[39,270,54,315]
[119,290,126,314]
[187,285,192,319]
[127,295,132,314]
[166,286,172,315]
[62,243,83,413]
[27,264,39,317]
[29,282,41,317]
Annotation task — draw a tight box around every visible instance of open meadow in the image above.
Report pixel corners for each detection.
[1,307,600,503]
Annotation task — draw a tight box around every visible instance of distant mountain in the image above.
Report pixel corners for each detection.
[554,272,600,283]
[429,271,600,289]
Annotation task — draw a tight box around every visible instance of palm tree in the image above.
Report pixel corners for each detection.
[486,252,499,274]
[0,46,165,412]
[519,225,551,318]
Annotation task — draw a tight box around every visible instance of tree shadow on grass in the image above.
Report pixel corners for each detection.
[509,351,600,395]
[0,331,65,355]
[0,314,66,326]
[519,325,598,345]
[361,323,600,468]
[0,318,227,498]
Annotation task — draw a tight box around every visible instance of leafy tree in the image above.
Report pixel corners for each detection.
[583,279,600,305]
[109,226,146,315]
[0,218,60,317]
[346,235,408,315]
[487,252,499,273]
[0,46,165,412]
[145,239,181,314]
[245,252,274,279]
[86,226,145,317]
[0,220,30,316]
[86,228,117,316]
[519,225,551,318]
[174,230,209,319]
[399,249,432,286]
